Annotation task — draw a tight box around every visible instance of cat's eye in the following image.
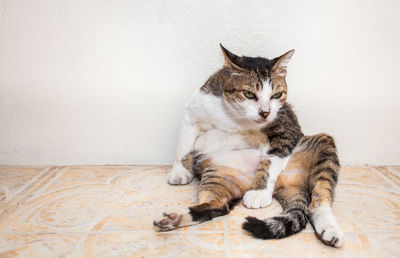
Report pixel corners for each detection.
[243,90,257,100]
[271,92,283,99]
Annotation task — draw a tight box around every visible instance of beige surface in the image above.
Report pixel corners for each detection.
[0,165,399,257]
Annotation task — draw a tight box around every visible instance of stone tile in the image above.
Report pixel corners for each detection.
[230,232,373,258]
[0,165,197,234]
[0,165,398,257]
[0,233,84,257]
[333,182,400,232]
[366,231,400,257]
[338,166,397,192]
[82,232,226,257]
[0,166,49,209]
[0,182,131,233]
[374,166,400,190]
[40,165,172,194]
[99,191,197,232]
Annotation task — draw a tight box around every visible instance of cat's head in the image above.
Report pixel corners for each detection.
[205,44,294,128]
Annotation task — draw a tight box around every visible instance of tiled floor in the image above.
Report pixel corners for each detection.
[0,165,399,257]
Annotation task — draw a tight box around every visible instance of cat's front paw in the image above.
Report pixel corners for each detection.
[168,166,193,185]
[243,189,272,209]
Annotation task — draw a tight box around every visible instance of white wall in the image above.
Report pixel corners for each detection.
[0,0,399,165]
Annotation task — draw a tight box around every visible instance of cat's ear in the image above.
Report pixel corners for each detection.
[272,49,295,77]
[220,44,247,71]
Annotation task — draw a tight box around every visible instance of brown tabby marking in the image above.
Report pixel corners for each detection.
[241,130,268,148]
[154,164,253,231]
[201,67,288,106]
[155,133,340,240]
[252,158,271,189]
[243,133,340,242]
[155,45,341,247]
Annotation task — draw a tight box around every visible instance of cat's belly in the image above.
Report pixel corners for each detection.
[193,128,267,177]
[210,149,262,178]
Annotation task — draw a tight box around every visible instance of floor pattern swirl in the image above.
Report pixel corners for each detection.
[0,165,399,257]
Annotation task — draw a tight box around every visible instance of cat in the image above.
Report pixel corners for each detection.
[153,44,344,247]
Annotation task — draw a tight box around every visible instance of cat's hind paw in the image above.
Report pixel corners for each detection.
[168,166,193,185]
[315,221,344,247]
[153,212,183,232]
[315,223,344,247]
[243,189,272,209]
[311,205,344,247]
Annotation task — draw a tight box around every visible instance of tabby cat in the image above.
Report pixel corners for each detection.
[153,44,344,247]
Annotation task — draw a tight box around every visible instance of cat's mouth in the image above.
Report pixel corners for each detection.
[254,119,267,125]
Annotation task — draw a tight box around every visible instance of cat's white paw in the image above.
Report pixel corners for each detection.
[168,166,193,185]
[316,224,344,248]
[311,205,344,247]
[243,189,272,209]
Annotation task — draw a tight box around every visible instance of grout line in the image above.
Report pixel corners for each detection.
[0,166,56,215]
[26,166,68,200]
[0,167,60,230]
[87,189,135,233]
[369,166,400,193]
[223,218,232,258]
[387,166,400,186]
[339,181,400,195]
[2,166,53,205]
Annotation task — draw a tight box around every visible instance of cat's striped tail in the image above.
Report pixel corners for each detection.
[242,133,340,240]
[242,186,309,239]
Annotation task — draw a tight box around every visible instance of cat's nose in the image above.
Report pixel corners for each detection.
[259,111,270,119]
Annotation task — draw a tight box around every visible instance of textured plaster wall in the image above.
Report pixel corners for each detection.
[0,0,399,165]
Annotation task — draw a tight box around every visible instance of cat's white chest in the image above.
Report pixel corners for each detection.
[187,90,239,131]
[194,128,267,153]
[186,90,269,154]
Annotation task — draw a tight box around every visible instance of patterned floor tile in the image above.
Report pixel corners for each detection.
[366,231,400,257]
[373,166,400,190]
[0,182,131,233]
[0,165,398,257]
[0,233,84,257]
[97,191,196,232]
[82,232,226,257]
[230,232,373,258]
[333,182,400,232]
[338,166,398,192]
[0,166,50,209]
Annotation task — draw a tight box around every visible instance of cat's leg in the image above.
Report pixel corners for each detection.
[242,166,309,239]
[153,211,202,231]
[153,190,237,232]
[243,155,289,209]
[305,134,343,247]
[168,112,199,185]
[154,165,253,231]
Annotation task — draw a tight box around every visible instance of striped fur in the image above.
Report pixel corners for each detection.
[155,45,342,247]
[263,103,304,158]
[243,133,340,243]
